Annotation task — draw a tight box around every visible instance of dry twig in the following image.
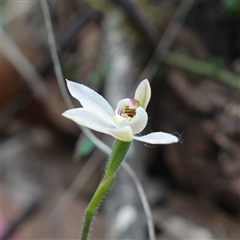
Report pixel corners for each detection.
[130,0,195,95]
[1,29,49,101]
[165,52,240,91]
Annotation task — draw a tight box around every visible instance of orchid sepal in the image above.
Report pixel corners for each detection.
[134,79,151,110]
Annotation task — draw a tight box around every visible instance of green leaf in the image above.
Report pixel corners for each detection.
[77,137,96,157]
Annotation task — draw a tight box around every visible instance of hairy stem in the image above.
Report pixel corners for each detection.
[80,140,131,240]
[80,175,116,240]
[103,140,131,181]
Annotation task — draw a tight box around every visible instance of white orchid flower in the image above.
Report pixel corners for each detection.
[62,79,179,144]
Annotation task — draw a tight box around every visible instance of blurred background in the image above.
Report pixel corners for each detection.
[1,0,240,239]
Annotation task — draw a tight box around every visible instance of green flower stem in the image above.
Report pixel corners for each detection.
[103,140,131,181]
[80,140,131,240]
[80,175,116,240]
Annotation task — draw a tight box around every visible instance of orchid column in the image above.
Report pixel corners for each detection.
[62,79,179,240]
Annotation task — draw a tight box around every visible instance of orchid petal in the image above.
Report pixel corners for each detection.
[62,108,133,141]
[66,80,114,124]
[62,108,114,135]
[127,107,148,134]
[109,126,134,142]
[115,98,130,113]
[134,79,151,109]
[134,132,179,144]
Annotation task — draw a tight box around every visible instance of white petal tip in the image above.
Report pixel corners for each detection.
[134,132,179,145]
[61,110,73,119]
[65,79,71,83]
